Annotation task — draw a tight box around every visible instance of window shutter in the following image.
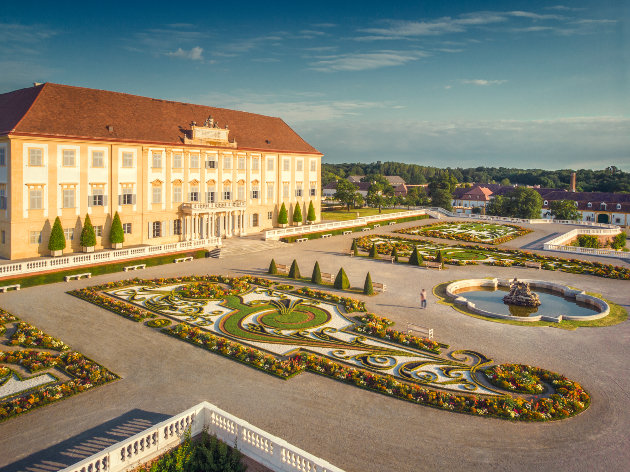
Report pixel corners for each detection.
[169,220,174,236]
[103,195,108,206]
[147,222,152,239]
[118,195,122,205]
[132,194,137,205]
[162,221,167,237]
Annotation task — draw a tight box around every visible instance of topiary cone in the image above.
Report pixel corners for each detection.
[110,211,124,244]
[80,213,96,247]
[409,246,420,265]
[363,272,374,295]
[48,217,66,252]
[293,203,303,223]
[288,259,301,279]
[391,246,399,262]
[311,261,323,284]
[334,267,350,290]
[307,201,316,222]
[268,259,278,275]
[369,243,378,258]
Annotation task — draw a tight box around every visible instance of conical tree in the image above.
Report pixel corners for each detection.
[109,211,124,245]
[268,258,278,275]
[436,250,444,264]
[363,272,374,295]
[391,246,399,262]
[288,259,301,279]
[278,203,288,225]
[351,239,359,256]
[334,267,350,290]
[311,261,323,284]
[293,203,303,224]
[408,246,421,265]
[369,242,378,258]
[417,251,424,266]
[307,201,316,222]
[80,214,97,248]
[48,217,66,252]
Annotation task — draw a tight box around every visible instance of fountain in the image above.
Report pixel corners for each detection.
[502,279,541,307]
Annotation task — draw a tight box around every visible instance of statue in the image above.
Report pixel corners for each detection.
[503,279,541,307]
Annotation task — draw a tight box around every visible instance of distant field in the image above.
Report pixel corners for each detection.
[321,208,405,221]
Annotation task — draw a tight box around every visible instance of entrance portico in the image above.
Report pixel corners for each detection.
[180,201,247,240]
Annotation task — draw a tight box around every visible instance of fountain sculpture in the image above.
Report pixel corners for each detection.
[503,279,541,307]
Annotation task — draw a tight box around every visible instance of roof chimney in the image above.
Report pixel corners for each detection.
[570,172,576,192]
[33,82,43,87]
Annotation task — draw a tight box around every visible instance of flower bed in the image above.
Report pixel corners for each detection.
[0,309,18,324]
[353,314,441,354]
[484,364,546,394]
[146,319,172,328]
[175,282,230,300]
[10,322,69,351]
[293,286,366,312]
[396,221,531,244]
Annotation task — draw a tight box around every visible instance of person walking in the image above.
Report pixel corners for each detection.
[420,288,427,309]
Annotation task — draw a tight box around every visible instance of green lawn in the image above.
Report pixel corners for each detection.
[321,208,406,221]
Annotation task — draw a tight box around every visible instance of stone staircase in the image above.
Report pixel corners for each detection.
[209,238,288,258]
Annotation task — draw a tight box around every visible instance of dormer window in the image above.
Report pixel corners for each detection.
[600,202,606,210]
[617,203,621,210]
[587,202,592,208]
[543,200,548,206]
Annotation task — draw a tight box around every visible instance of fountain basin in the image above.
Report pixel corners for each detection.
[446,278,609,323]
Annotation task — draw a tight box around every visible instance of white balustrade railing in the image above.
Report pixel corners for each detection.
[0,238,221,279]
[264,209,429,240]
[60,401,344,472]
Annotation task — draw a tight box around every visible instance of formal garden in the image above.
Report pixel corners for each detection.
[69,275,590,421]
[395,221,532,244]
[354,235,630,279]
[0,309,118,422]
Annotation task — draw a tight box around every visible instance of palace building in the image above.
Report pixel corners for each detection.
[0,83,322,260]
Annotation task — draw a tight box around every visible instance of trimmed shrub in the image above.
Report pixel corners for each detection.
[80,214,97,247]
[436,250,445,263]
[369,243,378,258]
[611,232,627,250]
[268,259,278,275]
[110,211,124,244]
[48,217,66,251]
[391,246,399,262]
[334,267,350,290]
[363,272,374,295]
[288,259,301,279]
[351,239,359,256]
[409,247,421,265]
[293,203,303,223]
[307,201,316,222]
[278,203,288,225]
[311,261,323,284]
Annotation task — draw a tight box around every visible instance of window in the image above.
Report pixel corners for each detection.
[296,159,303,172]
[206,189,216,203]
[251,184,260,199]
[63,150,76,167]
[252,157,259,171]
[310,183,317,196]
[267,211,273,220]
[152,221,161,238]
[0,148,5,166]
[121,188,135,205]
[587,202,592,208]
[266,182,274,200]
[123,223,132,234]
[64,228,74,240]
[223,157,232,170]
[0,186,6,210]
[29,188,43,210]
[283,159,290,171]
[267,158,274,171]
[189,185,199,202]
[223,186,231,200]
[30,231,41,244]
[94,225,103,237]
[295,183,303,197]
[152,152,162,168]
[205,157,216,169]
[190,154,200,169]
[1,230,4,244]
[174,219,182,235]
[310,159,317,172]
[283,182,289,198]
[173,153,183,169]
[29,148,43,166]
[122,152,134,168]
[238,185,245,201]
[238,157,246,170]
[92,151,104,168]
[173,185,182,203]
[152,186,162,204]
[63,188,75,208]
[252,213,259,227]
[90,188,105,206]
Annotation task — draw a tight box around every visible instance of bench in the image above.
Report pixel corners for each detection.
[388,221,396,225]
[295,238,308,243]
[524,261,542,270]
[424,261,442,270]
[64,273,92,282]
[276,264,289,274]
[373,224,380,228]
[0,284,20,292]
[343,230,352,235]
[320,272,335,283]
[123,264,146,272]
[174,257,193,263]
[361,228,371,232]
[407,323,434,339]
[321,234,332,238]
[348,251,355,257]
[372,282,387,292]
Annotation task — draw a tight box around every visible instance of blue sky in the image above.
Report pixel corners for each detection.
[2,0,628,170]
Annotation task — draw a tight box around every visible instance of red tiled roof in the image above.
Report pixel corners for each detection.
[1,83,321,154]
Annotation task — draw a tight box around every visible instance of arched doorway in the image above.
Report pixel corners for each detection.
[597,213,609,224]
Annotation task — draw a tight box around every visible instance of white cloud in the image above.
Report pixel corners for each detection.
[167,46,204,61]
[309,50,428,72]
[461,79,507,86]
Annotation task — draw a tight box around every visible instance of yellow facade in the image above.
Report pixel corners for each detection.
[0,132,321,260]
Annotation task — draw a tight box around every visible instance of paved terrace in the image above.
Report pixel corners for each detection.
[0,218,628,472]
